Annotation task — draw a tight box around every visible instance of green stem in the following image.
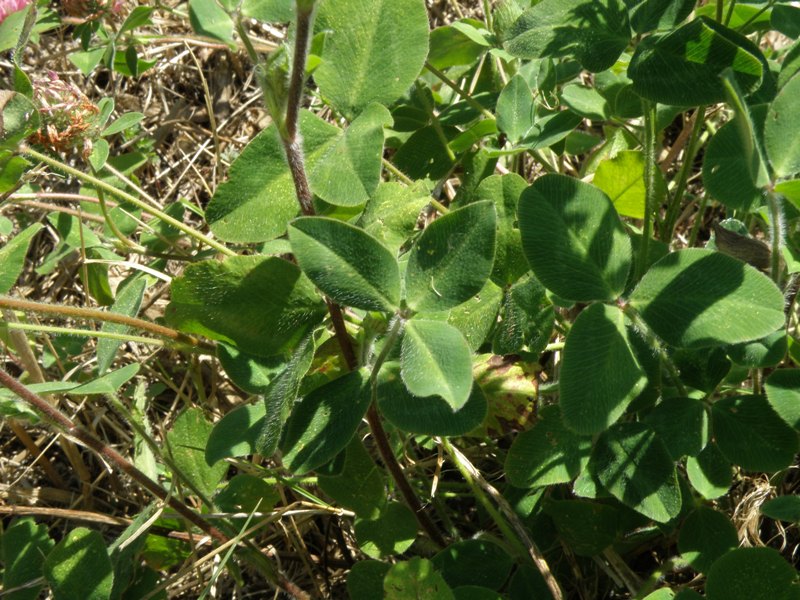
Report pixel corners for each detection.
[688,193,710,247]
[415,81,457,163]
[0,295,213,352]
[662,107,706,240]
[724,0,737,25]
[91,166,145,252]
[424,61,495,121]
[766,191,785,285]
[382,157,414,185]
[623,304,687,396]
[638,101,658,281]
[4,322,165,346]
[274,0,446,549]
[18,145,235,257]
[440,438,564,600]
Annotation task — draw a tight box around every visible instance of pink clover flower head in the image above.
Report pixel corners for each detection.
[0,0,32,26]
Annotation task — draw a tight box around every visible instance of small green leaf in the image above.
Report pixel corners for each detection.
[428,22,488,70]
[44,528,114,600]
[491,274,554,357]
[241,0,293,22]
[167,408,229,498]
[188,0,234,42]
[629,249,785,348]
[594,150,666,220]
[706,548,799,600]
[628,17,763,105]
[205,111,339,243]
[727,329,787,369]
[384,558,455,600]
[772,3,800,39]
[431,539,514,591]
[289,217,401,311]
[518,174,632,302]
[678,507,738,573]
[405,201,497,312]
[0,223,42,294]
[544,499,620,556]
[447,279,504,352]
[761,496,800,523]
[0,91,39,151]
[309,103,391,207]
[712,395,799,472]
[315,0,429,119]
[205,403,266,465]
[765,369,800,429]
[71,363,140,395]
[281,369,371,474]
[644,397,709,459]
[473,173,529,285]
[401,319,473,410]
[355,501,418,558]
[2,518,54,600]
[626,0,695,33]
[102,111,144,136]
[360,181,430,253]
[496,74,535,144]
[590,422,682,523]
[256,334,315,456]
[377,362,487,436]
[560,304,647,435]
[686,443,732,500]
[348,560,392,600]
[96,278,146,375]
[216,344,284,394]
[765,73,800,178]
[214,474,279,514]
[505,405,591,488]
[166,255,326,357]
[504,0,631,72]
[318,439,386,518]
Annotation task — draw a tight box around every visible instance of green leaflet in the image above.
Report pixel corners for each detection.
[678,507,738,574]
[289,216,401,311]
[405,201,497,312]
[765,73,800,178]
[628,17,763,105]
[560,304,647,435]
[518,174,632,302]
[629,249,785,348]
[711,395,799,472]
[315,0,429,119]
[0,223,42,294]
[166,255,326,357]
[589,422,682,523]
[706,548,799,600]
[167,408,228,498]
[376,362,487,436]
[43,528,114,600]
[505,405,591,488]
[504,0,630,73]
[206,108,386,242]
[281,369,371,474]
[400,319,473,411]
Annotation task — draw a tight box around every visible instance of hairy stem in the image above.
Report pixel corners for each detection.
[638,101,658,281]
[0,295,212,351]
[661,107,706,240]
[274,0,446,548]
